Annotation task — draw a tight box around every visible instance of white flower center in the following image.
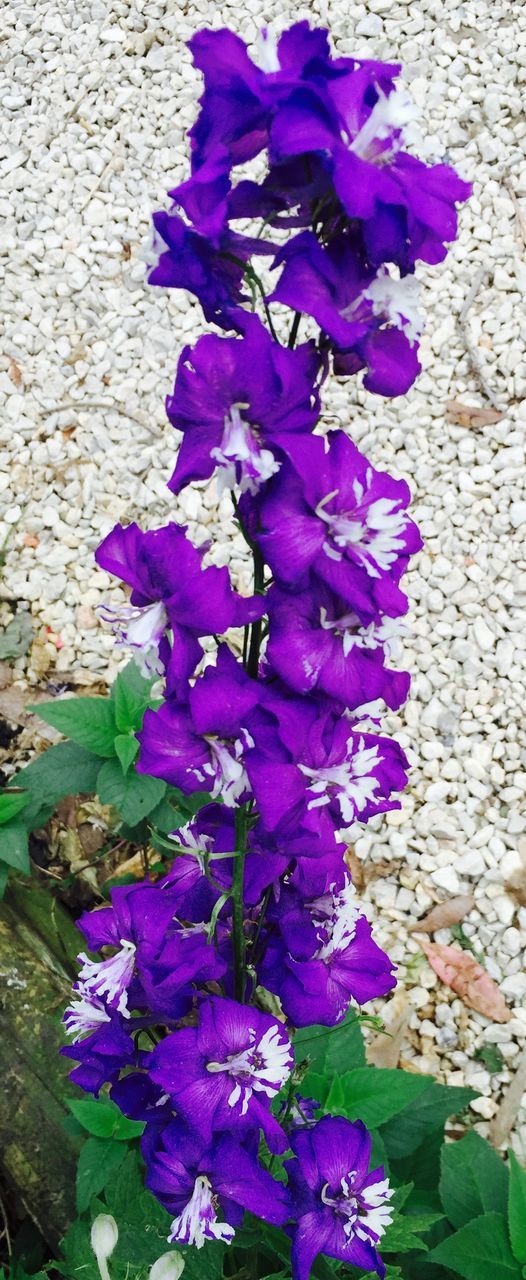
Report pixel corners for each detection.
[64,994,111,1042]
[321,1174,394,1245]
[320,609,404,659]
[310,877,361,961]
[211,404,280,496]
[316,477,409,578]
[203,736,251,808]
[168,1175,235,1250]
[364,269,423,345]
[206,1024,292,1115]
[77,940,136,1016]
[98,599,167,677]
[254,26,280,73]
[299,735,382,825]
[350,88,417,162]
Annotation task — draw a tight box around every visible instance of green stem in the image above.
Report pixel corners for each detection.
[232,807,248,1002]
[247,545,265,678]
[288,310,302,348]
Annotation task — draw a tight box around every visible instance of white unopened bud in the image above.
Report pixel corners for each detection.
[148,1251,185,1280]
[91,1214,119,1280]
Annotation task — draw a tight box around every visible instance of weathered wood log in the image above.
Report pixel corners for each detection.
[0,880,81,1247]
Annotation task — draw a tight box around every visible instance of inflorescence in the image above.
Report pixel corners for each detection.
[63,22,469,1280]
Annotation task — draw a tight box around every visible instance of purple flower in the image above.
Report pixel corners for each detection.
[146,210,252,331]
[188,23,333,172]
[150,996,293,1152]
[165,315,320,496]
[266,583,410,712]
[270,233,422,396]
[259,874,396,1026]
[286,1115,393,1279]
[71,881,226,1026]
[246,697,409,842]
[137,644,262,805]
[146,1122,290,1248]
[96,520,263,694]
[270,63,470,271]
[62,1013,136,1096]
[255,431,422,621]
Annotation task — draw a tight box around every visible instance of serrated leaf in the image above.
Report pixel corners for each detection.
[508,1150,526,1264]
[382,1210,444,1254]
[380,1084,477,1159]
[427,1212,521,1279]
[114,733,140,774]
[0,613,33,658]
[112,662,154,734]
[0,791,29,824]
[29,696,117,757]
[97,758,166,826]
[76,1137,127,1213]
[440,1130,508,1227]
[326,1067,431,1130]
[12,740,103,827]
[0,824,29,873]
[57,1219,99,1280]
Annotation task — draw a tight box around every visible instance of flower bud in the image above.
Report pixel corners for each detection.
[91,1214,119,1280]
[148,1251,185,1280]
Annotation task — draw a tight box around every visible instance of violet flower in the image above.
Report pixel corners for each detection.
[286,1115,393,1279]
[259,874,395,1025]
[255,431,422,621]
[270,232,422,396]
[266,582,410,712]
[150,996,293,1152]
[96,520,263,694]
[246,697,409,843]
[165,314,320,496]
[146,1122,290,1249]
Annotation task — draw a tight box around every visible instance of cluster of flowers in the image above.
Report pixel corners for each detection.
[63,22,469,1280]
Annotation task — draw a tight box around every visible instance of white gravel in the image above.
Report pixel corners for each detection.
[1,0,526,1146]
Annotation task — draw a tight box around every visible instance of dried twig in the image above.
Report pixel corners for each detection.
[0,1188,12,1259]
[489,1042,526,1148]
[503,176,526,251]
[457,268,501,410]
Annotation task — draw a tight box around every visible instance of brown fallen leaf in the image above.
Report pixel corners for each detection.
[445,399,504,429]
[417,937,511,1022]
[408,894,475,934]
[366,990,410,1068]
[344,846,365,891]
[8,357,23,387]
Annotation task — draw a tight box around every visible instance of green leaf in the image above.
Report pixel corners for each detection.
[382,1210,444,1254]
[112,661,154,734]
[0,863,8,898]
[381,1084,477,1159]
[68,1098,144,1140]
[440,1130,508,1227]
[427,1212,521,1279]
[475,1044,506,1074]
[0,612,33,658]
[0,824,29,873]
[57,1219,99,1280]
[508,1150,526,1264]
[29,696,117,757]
[76,1136,127,1213]
[12,740,103,827]
[0,791,29,824]
[114,733,140,774]
[97,758,166,826]
[326,1067,432,1130]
